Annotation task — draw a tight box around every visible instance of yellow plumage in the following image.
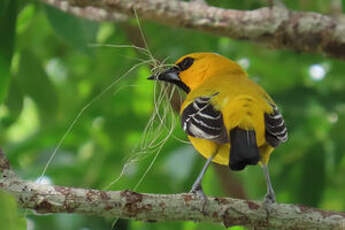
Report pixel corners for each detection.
[178,53,275,165]
[149,52,287,202]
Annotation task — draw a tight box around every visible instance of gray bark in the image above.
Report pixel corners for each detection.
[41,0,345,59]
[0,148,345,229]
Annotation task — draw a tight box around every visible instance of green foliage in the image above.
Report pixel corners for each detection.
[0,191,26,230]
[44,5,98,54]
[17,50,58,119]
[1,1,345,229]
[0,0,17,104]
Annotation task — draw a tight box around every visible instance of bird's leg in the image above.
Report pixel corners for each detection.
[190,154,216,193]
[190,153,216,209]
[262,164,276,205]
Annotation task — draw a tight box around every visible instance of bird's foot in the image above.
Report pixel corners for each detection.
[263,192,276,216]
[264,192,276,205]
[190,184,208,213]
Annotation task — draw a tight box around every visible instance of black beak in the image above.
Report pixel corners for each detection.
[147,67,180,81]
[147,75,155,80]
[147,67,190,93]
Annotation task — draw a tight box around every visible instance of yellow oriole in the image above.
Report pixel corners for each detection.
[148,53,287,203]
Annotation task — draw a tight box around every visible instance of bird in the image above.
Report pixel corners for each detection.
[148,52,288,204]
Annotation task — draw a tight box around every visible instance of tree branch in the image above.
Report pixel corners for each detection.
[41,0,345,59]
[0,148,344,229]
[43,0,128,22]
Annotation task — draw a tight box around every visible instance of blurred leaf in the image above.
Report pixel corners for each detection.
[0,191,26,230]
[2,78,23,127]
[229,226,245,230]
[16,4,35,34]
[17,50,58,119]
[0,0,17,104]
[113,219,129,230]
[296,143,325,206]
[44,4,98,54]
[329,114,345,168]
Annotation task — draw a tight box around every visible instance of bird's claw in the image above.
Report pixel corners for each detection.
[263,192,276,216]
[190,184,208,213]
[264,192,276,205]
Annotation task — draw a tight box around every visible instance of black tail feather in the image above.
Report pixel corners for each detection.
[229,127,260,171]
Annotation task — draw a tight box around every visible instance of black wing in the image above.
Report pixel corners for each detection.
[264,105,288,147]
[181,95,228,143]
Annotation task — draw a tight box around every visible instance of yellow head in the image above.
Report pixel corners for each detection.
[148,52,246,93]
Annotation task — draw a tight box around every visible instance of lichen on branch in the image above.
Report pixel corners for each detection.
[0,148,344,229]
[42,0,345,59]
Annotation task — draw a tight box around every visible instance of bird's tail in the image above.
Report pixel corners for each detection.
[225,95,261,170]
[229,127,260,170]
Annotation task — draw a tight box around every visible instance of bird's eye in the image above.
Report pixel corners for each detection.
[177,57,194,71]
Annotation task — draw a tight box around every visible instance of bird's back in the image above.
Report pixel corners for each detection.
[181,70,275,166]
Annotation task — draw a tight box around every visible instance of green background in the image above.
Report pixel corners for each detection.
[0,0,345,229]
